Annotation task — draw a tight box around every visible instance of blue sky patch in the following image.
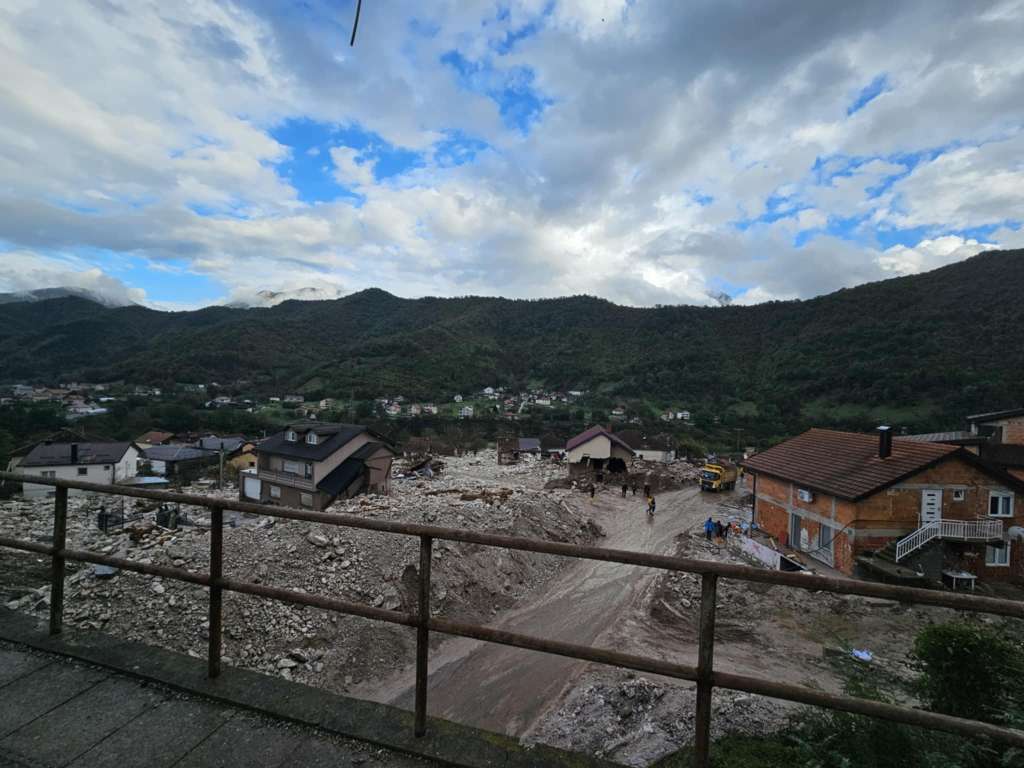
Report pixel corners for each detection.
[847,74,889,115]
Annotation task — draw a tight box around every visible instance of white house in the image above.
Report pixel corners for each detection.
[18,442,140,499]
[565,426,635,477]
[459,405,474,418]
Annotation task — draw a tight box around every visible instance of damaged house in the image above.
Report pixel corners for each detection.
[565,426,635,479]
[743,427,1024,585]
[240,422,395,511]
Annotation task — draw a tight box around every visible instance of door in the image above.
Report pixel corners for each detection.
[921,489,942,525]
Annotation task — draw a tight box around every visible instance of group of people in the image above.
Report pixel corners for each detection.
[704,516,732,542]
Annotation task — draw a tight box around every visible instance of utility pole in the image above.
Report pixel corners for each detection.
[219,445,224,490]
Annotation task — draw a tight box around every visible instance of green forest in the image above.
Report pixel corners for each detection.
[1,248,1022,443]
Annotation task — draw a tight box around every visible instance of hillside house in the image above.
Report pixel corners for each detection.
[967,407,1024,444]
[141,445,216,480]
[566,426,635,478]
[19,442,140,499]
[239,422,395,511]
[135,430,176,449]
[459,405,474,418]
[742,428,1024,585]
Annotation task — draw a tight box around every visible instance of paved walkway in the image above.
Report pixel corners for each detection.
[0,642,432,768]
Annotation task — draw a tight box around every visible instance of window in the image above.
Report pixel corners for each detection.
[285,430,297,442]
[953,489,966,501]
[989,491,1014,518]
[104,465,111,471]
[77,467,88,476]
[986,542,1010,567]
[789,513,801,549]
[300,493,313,508]
[270,485,281,499]
[306,432,318,445]
[283,460,303,475]
[41,471,56,479]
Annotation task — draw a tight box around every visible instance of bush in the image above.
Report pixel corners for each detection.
[912,620,1024,725]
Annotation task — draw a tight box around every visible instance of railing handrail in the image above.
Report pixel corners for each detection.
[2,470,1024,764]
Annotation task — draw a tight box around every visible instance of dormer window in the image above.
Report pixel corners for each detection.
[286,430,297,442]
[306,432,318,445]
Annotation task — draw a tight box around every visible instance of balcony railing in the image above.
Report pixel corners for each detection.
[895,518,1004,561]
[254,468,315,491]
[1,470,1023,768]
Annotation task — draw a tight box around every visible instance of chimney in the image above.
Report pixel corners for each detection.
[877,426,892,459]
[70,443,79,465]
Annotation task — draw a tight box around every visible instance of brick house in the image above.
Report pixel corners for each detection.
[239,422,395,511]
[967,407,1024,445]
[742,428,1024,584]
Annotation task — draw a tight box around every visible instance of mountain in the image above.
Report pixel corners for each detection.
[1,250,1022,436]
[0,287,132,308]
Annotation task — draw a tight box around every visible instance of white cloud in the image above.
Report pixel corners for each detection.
[0,250,146,306]
[0,0,1021,309]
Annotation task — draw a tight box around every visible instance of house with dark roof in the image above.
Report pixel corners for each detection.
[239,422,395,510]
[565,426,635,478]
[967,407,1024,445]
[742,427,1024,584]
[141,445,217,479]
[19,441,140,498]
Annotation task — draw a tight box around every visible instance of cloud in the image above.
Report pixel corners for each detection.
[0,0,1021,309]
[0,250,146,306]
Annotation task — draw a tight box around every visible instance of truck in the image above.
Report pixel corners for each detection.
[700,461,738,492]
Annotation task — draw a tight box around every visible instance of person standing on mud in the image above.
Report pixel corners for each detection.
[589,482,596,500]
[704,517,715,541]
[643,482,651,498]
[631,482,638,496]
[621,482,628,497]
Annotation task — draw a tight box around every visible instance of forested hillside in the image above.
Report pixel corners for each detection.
[1,249,1022,436]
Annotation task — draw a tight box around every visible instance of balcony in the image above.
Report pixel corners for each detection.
[895,518,1003,562]
[257,468,315,492]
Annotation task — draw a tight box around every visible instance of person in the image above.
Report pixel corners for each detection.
[704,517,715,541]
[715,520,724,539]
[648,496,656,515]
[621,482,628,497]
[643,482,651,497]
[721,521,730,541]
[589,483,596,499]
[631,483,638,496]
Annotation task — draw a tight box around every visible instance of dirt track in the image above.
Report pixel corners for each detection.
[357,485,731,735]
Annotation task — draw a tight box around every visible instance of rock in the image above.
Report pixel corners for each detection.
[307,532,329,548]
[151,583,165,595]
[277,657,299,669]
[371,595,384,607]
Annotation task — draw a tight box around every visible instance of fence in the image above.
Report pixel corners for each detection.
[1,471,1023,767]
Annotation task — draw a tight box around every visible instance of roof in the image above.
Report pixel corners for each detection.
[902,431,987,445]
[741,429,961,501]
[350,441,393,460]
[565,426,635,455]
[21,442,134,468]
[258,423,369,462]
[966,407,1024,423]
[317,457,365,496]
[136,430,174,445]
[197,435,246,453]
[142,446,215,462]
[517,437,541,452]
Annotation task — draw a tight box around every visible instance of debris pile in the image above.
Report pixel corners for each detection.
[530,672,790,767]
[0,451,601,695]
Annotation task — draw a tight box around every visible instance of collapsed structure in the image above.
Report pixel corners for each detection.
[565,426,635,479]
[240,422,395,510]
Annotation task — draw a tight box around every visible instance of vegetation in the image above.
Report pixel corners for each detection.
[654,619,1024,768]
[0,250,1021,444]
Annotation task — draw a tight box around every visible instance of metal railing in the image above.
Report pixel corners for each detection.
[1,471,1023,768]
[896,519,1004,561]
[252,468,315,491]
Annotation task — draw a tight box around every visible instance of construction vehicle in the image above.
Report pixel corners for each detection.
[700,460,738,492]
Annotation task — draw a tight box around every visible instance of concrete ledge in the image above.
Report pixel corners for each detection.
[0,608,620,768]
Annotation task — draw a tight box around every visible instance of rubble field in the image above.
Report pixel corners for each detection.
[1,451,602,694]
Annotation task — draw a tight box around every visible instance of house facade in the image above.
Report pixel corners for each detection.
[967,407,1024,444]
[19,442,140,498]
[565,426,635,478]
[239,422,394,511]
[743,428,1024,584]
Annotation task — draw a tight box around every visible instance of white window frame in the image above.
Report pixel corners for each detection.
[952,489,966,501]
[269,485,281,499]
[300,492,313,508]
[985,542,1010,567]
[306,432,318,445]
[41,470,56,479]
[989,491,1014,518]
[285,430,297,442]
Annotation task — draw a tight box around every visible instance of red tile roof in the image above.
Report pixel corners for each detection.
[742,428,960,501]
[565,425,634,454]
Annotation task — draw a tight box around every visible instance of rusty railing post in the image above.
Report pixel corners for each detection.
[49,486,69,635]
[414,535,433,737]
[208,505,224,678]
[693,573,718,768]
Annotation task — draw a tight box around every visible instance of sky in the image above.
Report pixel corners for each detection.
[0,0,1023,310]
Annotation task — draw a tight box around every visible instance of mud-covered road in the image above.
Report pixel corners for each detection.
[357,485,736,736]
